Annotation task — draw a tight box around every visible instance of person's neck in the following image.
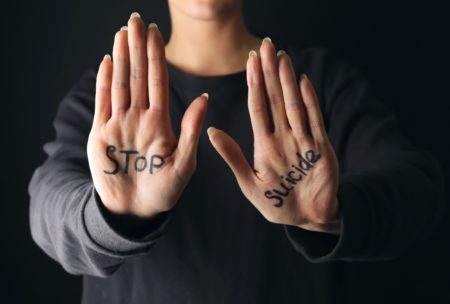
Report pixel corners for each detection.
[165,6,261,76]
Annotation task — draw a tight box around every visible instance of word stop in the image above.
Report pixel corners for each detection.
[103,145,165,175]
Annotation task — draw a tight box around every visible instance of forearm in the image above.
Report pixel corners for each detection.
[29,157,172,277]
[29,159,119,277]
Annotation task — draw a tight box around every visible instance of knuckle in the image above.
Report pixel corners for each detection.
[113,106,127,117]
[249,101,266,114]
[268,93,284,105]
[130,99,143,108]
[281,73,296,86]
[182,127,196,140]
[147,50,162,62]
[112,79,129,90]
[309,120,322,130]
[130,67,146,80]
[263,66,278,78]
[292,128,308,141]
[130,44,145,54]
[97,81,110,92]
[149,76,164,88]
[286,100,300,110]
[150,104,165,114]
[247,79,257,88]
[247,74,262,87]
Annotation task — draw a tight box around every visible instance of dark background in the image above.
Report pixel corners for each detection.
[1,0,449,303]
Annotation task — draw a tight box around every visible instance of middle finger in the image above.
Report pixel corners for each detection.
[260,38,289,132]
[128,12,148,109]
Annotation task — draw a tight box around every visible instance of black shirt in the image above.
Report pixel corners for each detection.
[28,46,445,304]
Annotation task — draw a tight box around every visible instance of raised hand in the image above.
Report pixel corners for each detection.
[207,38,341,234]
[87,13,208,219]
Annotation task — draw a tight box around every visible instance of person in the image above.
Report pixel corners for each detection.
[28,0,445,303]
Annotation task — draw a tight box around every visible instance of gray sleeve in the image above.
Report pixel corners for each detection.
[28,69,172,278]
[283,49,445,262]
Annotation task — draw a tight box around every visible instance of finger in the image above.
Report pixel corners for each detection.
[147,23,170,120]
[300,74,327,143]
[173,93,209,175]
[94,54,113,126]
[247,50,271,138]
[111,27,130,115]
[277,51,309,138]
[207,127,255,193]
[260,37,289,131]
[127,12,148,109]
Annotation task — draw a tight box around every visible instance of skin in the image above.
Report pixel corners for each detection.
[165,0,261,75]
[87,0,341,234]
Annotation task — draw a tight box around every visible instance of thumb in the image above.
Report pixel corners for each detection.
[173,93,209,174]
[207,127,255,192]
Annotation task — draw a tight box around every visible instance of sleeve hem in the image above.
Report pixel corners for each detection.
[82,185,172,253]
[284,177,371,262]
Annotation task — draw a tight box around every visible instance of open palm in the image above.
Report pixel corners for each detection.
[208,39,340,234]
[87,13,208,219]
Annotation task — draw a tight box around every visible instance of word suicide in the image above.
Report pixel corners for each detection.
[264,150,321,207]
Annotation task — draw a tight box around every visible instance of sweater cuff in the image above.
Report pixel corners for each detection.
[284,177,370,262]
[83,186,172,253]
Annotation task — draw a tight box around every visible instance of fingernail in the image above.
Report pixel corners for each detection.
[263,37,272,44]
[249,50,258,57]
[104,54,111,60]
[207,127,216,137]
[277,50,286,57]
[120,26,128,31]
[201,92,209,100]
[130,12,141,19]
[148,23,158,30]
[301,73,308,80]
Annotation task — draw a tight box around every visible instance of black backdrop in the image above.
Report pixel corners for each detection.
[1,0,449,303]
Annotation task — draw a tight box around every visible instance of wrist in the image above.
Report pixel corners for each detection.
[297,217,342,235]
[297,196,341,235]
[99,199,170,239]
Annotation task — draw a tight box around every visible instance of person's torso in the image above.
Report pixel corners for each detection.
[82,46,344,304]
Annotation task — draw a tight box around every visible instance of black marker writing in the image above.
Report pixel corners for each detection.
[120,150,139,174]
[265,191,283,207]
[149,155,164,174]
[134,156,147,172]
[264,149,321,208]
[103,144,165,175]
[273,182,294,196]
[103,145,120,175]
